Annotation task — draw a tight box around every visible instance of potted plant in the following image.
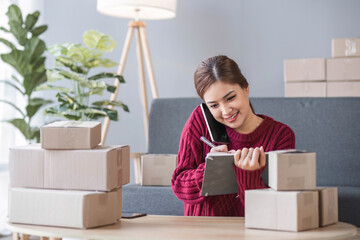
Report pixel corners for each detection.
[41,29,129,121]
[0,4,51,143]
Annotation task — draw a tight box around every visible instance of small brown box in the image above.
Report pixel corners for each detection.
[284,58,326,82]
[245,189,319,232]
[9,188,122,229]
[285,82,327,97]
[326,58,360,81]
[332,38,360,58]
[41,121,101,149]
[141,154,177,186]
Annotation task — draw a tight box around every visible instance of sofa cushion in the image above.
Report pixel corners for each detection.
[122,184,183,215]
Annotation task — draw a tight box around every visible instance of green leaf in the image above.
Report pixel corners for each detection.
[7,5,23,26]
[48,44,70,56]
[23,71,47,96]
[7,5,27,46]
[0,37,17,50]
[83,30,117,52]
[56,69,85,82]
[1,49,28,77]
[56,57,86,74]
[26,97,52,118]
[0,27,10,33]
[0,79,24,94]
[25,37,46,63]
[31,25,47,37]
[30,127,40,143]
[92,100,129,112]
[46,69,65,82]
[106,84,116,93]
[4,118,31,139]
[88,73,125,83]
[0,99,26,117]
[25,11,39,30]
[35,83,72,93]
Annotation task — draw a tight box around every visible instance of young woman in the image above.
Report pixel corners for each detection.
[171,55,295,216]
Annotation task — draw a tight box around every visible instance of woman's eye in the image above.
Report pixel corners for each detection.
[209,104,218,108]
[227,95,235,101]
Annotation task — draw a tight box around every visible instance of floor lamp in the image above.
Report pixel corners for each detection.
[97,0,177,145]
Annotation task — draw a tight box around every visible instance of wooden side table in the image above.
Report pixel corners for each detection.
[6,215,357,240]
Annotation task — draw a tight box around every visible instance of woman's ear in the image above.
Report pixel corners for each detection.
[245,86,250,96]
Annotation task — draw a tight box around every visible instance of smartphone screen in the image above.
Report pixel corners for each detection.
[200,103,229,144]
[121,212,147,219]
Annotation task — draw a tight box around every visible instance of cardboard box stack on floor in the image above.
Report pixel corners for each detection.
[245,150,338,232]
[8,121,130,229]
[284,37,360,97]
[140,154,177,186]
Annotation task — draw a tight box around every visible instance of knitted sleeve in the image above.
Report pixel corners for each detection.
[171,107,207,205]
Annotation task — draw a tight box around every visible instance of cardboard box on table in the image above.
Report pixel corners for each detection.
[41,121,101,149]
[267,150,316,191]
[140,154,177,186]
[245,188,319,232]
[8,188,122,228]
[314,187,338,227]
[9,144,130,191]
[332,38,360,58]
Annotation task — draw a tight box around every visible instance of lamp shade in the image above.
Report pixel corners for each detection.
[97,0,177,20]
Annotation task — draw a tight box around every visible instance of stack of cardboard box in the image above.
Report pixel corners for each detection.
[8,121,130,229]
[140,154,177,186]
[284,37,360,97]
[245,150,338,232]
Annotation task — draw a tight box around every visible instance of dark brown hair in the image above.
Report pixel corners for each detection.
[194,55,249,99]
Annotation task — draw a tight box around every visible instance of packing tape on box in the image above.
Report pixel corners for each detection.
[117,149,122,186]
[99,194,108,206]
[286,176,305,189]
[53,121,85,127]
[303,192,315,206]
[288,158,306,168]
[345,39,358,56]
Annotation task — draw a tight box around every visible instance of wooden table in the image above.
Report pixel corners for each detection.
[6,215,357,240]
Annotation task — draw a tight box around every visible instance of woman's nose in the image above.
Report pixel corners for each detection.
[220,104,232,115]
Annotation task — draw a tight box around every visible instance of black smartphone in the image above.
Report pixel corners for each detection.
[200,103,229,144]
[121,212,147,219]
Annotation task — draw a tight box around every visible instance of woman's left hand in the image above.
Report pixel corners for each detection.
[234,146,266,171]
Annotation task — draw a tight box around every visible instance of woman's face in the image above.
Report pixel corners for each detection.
[203,81,252,133]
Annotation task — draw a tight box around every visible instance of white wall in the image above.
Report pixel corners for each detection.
[42,0,360,153]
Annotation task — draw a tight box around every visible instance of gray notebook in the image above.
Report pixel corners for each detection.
[200,152,270,196]
[200,153,238,196]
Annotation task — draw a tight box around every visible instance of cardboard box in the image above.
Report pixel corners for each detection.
[284,58,326,82]
[327,81,360,97]
[316,187,338,226]
[9,144,130,191]
[332,38,360,58]
[268,150,316,191]
[141,154,177,186]
[326,58,360,81]
[285,82,327,97]
[41,121,101,149]
[9,188,121,229]
[245,189,319,232]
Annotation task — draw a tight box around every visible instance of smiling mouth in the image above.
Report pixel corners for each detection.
[225,112,238,122]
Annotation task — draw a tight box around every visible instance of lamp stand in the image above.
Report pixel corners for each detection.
[101,21,159,146]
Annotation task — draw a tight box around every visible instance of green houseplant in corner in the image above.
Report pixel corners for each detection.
[0,4,51,143]
[41,29,129,121]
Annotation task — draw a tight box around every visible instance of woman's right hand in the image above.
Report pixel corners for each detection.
[210,145,229,153]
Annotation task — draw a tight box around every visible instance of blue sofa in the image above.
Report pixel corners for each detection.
[122,97,360,227]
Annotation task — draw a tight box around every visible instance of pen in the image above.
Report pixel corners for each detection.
[200,136,216,148]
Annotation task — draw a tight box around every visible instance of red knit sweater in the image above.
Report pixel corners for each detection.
[171,105,295,216]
